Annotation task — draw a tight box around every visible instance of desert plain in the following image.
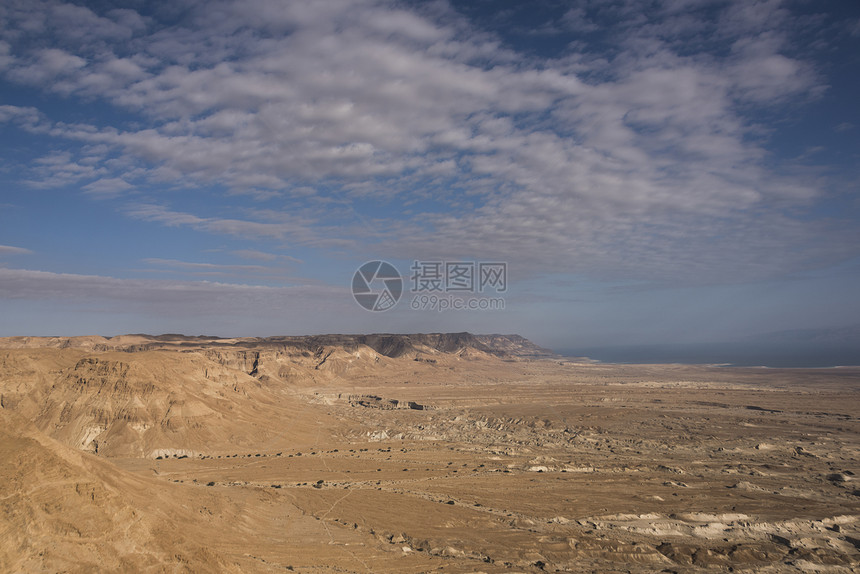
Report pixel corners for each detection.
[0,333,858,573]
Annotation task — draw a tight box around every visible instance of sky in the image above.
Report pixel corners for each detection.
[1,0,859,353]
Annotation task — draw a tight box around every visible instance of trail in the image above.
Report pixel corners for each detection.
[317,488,371,572]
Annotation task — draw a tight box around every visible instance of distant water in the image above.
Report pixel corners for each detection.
[556,343,860,368]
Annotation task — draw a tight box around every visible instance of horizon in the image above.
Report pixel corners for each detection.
[2,0,859,351]
[2,329,859,368]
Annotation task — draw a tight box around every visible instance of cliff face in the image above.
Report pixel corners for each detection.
[0,348,333,458]
[473,334,557,359]
[0,333,553,459]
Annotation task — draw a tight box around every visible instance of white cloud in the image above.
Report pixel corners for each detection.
[728,37,820,102]
[141,257,298,280]
[0,244,33,255]
[20,151,108,189]
[0,0,851,283]
[0,104,44,129]
[231,249,304,264]
[124,203,351,249]
[126,203,295,240]
[82,177,133,197]
[0,267,346,314]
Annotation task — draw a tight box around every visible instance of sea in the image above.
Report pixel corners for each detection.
[556,343,860,368]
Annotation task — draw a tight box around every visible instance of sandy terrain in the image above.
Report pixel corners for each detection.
[1,334,858,573]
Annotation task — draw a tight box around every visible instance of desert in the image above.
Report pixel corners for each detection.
[1,333,858,573]
[3,1,860,572]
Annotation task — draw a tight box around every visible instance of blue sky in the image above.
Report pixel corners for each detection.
[1,0,859,351]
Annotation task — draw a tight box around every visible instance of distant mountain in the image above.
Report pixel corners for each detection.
[0,332,556,359]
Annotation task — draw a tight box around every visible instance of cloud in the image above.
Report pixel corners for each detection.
[728,36,821,102]
[0,264,520,337]
[82,177,133,197]
[231,249,304,264]
[0,0,852,284]
[0,0,143,45]
[141,257,296,279]
[0,267,346,316]
[19,151,107,189]
[7,48,85,86]
[0,104,45,129]
[231,249,277,261]
[0,244,33,255]
[126,203,323,245]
